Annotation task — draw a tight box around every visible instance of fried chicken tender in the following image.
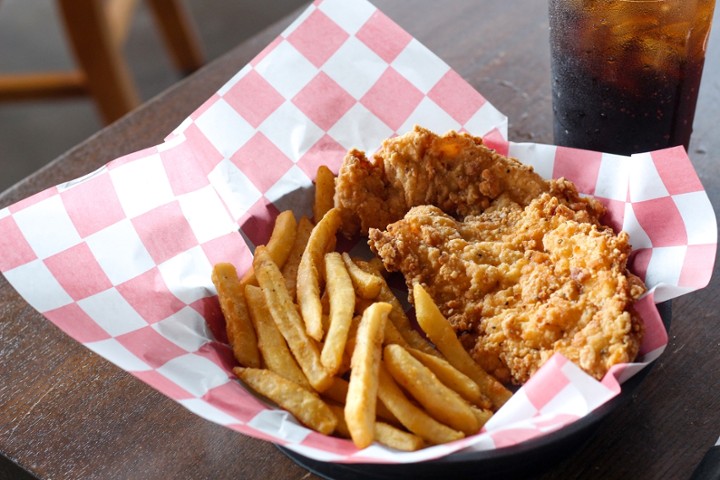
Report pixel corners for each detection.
[334,125,548,237]
[368,181,646,384]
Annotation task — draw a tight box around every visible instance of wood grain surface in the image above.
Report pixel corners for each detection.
[1,2,719,479]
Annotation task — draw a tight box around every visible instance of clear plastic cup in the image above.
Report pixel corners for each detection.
[549,0,716,155]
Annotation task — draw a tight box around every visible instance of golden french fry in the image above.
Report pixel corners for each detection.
[234,367,336,435]
[342,253,382,299]
[321,252,356,375]
[253,246,332,392]
[384,344,479,435]
[341,315,362,371]
[376,280,439,357]
[374,422,426,452]
[328,404,424,452]
[313,165,336,223]
[377,364,464,445]
[471,406,493,430]
[382,318,414,350]
[321,376,351,405]
[413,283,512,409]
[322,376,399,426]
[281,216,314,300]
[327,403,352,439]
[297,207,341,341]
[406,347,489,408]
[354,296,375,316]
[366,257,386,276]
[268,210,298,267]
[211,263,261,368]
[241,210,298,286]
[354,259,438,356]
[345,302,391,449]
[244,284,311,389]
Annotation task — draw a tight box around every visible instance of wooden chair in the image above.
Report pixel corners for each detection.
[0,0,204,124]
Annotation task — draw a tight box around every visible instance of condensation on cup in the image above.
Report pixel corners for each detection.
[549,0,716,155]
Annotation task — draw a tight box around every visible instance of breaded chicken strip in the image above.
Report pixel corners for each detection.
[334,125,548,237]
[368,181,645,384]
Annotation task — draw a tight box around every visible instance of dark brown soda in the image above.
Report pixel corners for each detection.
[549,0,715,155]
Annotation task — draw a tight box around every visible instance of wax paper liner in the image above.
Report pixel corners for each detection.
[0,0,716,464]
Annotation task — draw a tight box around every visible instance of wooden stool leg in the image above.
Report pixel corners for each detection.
[57,0,140,124]
[145,0,204,74]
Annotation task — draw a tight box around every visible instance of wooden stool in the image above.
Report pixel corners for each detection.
[0,0,204,124]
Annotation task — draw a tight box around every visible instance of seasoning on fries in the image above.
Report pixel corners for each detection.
[321,252,356,375]
[211,263,260,368]
[234,367,336,435]
[345,301,390,449]
[413,282,512,409]
[244,284,310,389]
[341,252,382,299]
[253,246,332,392]
[383,343,481,435]
[297,207,341,341]
[406,346,486,406]
[376,364,465,445]
[210,165,513,452]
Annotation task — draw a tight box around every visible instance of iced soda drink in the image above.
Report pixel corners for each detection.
[549,0,715,155]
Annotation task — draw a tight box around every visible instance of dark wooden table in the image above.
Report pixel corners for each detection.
[2,2,719,479]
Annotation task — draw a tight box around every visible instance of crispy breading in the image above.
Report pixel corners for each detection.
[334,125,548,237]
[368,182,645,384]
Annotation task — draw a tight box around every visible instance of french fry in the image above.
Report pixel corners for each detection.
[366,257,386,276]
[354,259,439,356]
[267,210,298,268]
[471,406,493,430]
[321,376,351,405]
[328,404,425,452]
[321,252,356,375]
[211,263,261,368]
[234,367,336,435]
[281,216,314,300]
[345,302,391,449]
[383,344,479,435]
[375,422,426,452]
[210,162,512,453]
[322,376,399,425]
[376,281,439,357]
[377,364,464,445]
[353,281,414,360]
[313,165,335,223]
[336,314,361,376]
[327,403,352,439]
[382,318,414,350]
[241,210,297,286]
[413,283,512,409]
[354,296,375,316]
[297,207,341,341]
[342,253,382,299]
[244,284,311,389]
[253,246,332,392]
[406,347,489,408]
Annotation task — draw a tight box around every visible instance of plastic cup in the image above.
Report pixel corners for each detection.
[549,0,716,155]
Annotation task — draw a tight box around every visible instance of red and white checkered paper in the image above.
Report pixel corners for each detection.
[0,0,716,464]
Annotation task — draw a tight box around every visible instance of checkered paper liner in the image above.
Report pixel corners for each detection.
[0,0,716,464]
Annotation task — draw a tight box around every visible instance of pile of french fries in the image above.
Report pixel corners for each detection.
[210,165,512,452]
